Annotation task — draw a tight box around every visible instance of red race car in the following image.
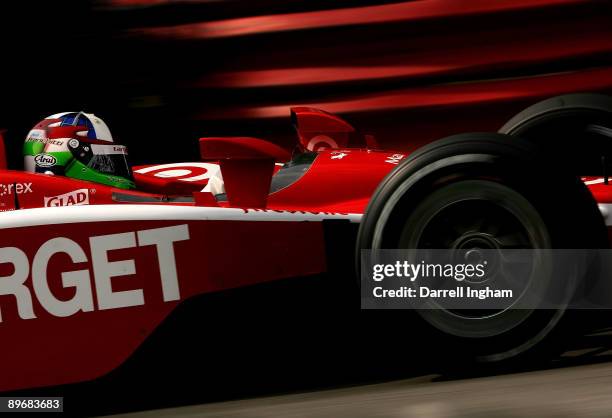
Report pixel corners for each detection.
[1,93,612,393]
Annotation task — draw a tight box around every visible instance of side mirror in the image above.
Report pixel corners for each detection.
[199,137,290,208]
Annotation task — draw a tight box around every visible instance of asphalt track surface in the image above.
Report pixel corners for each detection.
[106,328,612,418]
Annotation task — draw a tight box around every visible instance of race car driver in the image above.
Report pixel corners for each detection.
[23,112,135,189]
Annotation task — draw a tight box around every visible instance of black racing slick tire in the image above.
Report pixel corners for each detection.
[357,133,608,369]
[500,93,612,175]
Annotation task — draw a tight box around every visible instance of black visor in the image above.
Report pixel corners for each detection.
[68,139,133,179]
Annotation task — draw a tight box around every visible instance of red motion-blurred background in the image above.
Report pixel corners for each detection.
[0,0,611,163]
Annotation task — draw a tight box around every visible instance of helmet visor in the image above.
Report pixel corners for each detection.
[68,139,132,179]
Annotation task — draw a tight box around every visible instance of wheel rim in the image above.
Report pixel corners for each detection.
[374,178,571,361]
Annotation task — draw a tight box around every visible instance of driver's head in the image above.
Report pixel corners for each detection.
[23,112,135,189]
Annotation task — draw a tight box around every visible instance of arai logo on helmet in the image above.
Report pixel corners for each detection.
[44,189,89,207]
[34,154,57,168]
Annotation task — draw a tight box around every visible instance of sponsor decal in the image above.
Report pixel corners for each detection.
[68,139,80,148]
[0,183,33,197]
[26,137,65,147]
[385,153,405,165]
[330,152,348,160]
[44,189,90,207]
[90,144,128,155]
[245,208,349,216]
[306,135,339,151]
[0,224,190,322]
[134,162,221,183]
[34,153,57,168]
[28,129,43,139]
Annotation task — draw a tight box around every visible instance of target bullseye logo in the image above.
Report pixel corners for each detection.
[134,163,221,183]
[306,135,339,151]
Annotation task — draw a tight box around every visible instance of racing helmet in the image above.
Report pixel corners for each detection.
[23,112,135,189]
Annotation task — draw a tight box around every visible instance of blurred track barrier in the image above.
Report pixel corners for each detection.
[98,0,612,152]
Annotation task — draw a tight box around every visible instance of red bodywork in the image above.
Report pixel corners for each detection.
[0,112,404,392]
[1,107,612,392]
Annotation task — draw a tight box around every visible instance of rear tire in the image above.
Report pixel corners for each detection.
[500,93,612,175]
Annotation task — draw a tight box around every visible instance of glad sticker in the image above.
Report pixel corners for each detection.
[44,189,90,207]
